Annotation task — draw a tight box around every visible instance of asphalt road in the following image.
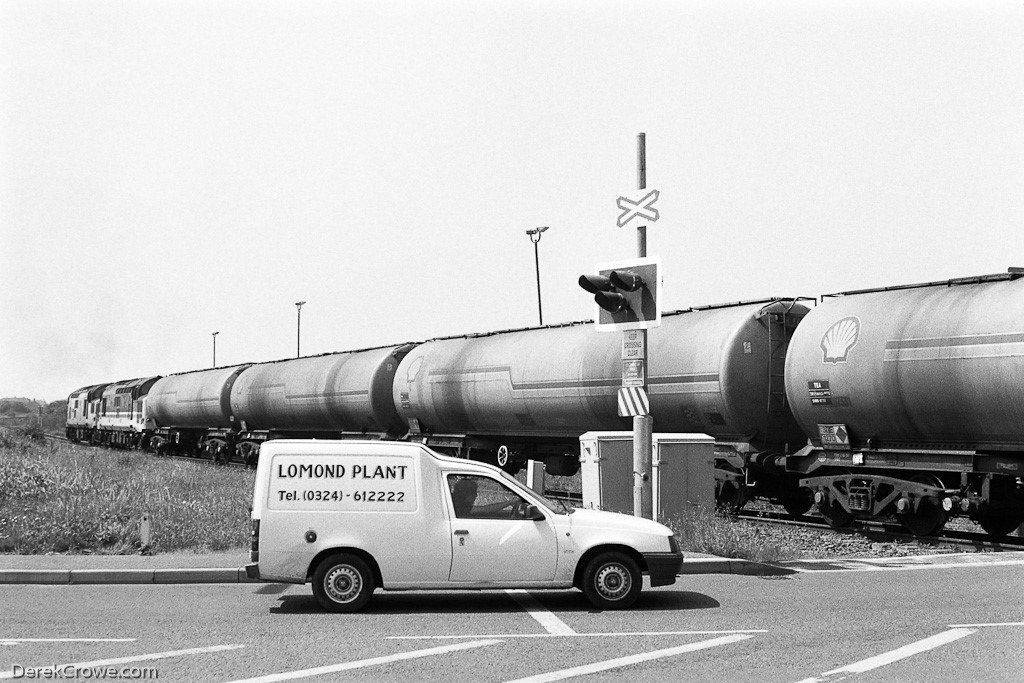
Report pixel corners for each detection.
[2,561,1022,682]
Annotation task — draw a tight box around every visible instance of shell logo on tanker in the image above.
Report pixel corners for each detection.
[820,317,861,364]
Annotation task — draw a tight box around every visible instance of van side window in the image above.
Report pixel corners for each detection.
[447,474,531,520]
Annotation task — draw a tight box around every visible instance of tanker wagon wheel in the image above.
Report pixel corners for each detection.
[898,474,948,537]
[813,469,854,529]
[544,455,580,478]
[495,445,524,475]
[974,510,1024,538]
[239,443,259,469]
[818,499,854,529]
[580,551,642,610]
[312,553,376,613]
[714,464,745,514]
[781,486,814,518]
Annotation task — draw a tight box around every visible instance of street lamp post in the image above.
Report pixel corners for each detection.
[212,331,219,367]
[525,226,549,326]
[295,301,306,357]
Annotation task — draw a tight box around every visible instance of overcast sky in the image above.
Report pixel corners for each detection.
[3,0,1023,401]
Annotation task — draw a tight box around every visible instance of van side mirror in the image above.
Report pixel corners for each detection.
[526,505,545,521]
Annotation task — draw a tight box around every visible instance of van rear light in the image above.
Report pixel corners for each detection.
[250,519,260,562]
[668,534,680,554]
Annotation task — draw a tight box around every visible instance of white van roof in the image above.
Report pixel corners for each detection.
[258,439,504,475]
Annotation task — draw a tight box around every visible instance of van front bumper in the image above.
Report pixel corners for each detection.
[643,551,683,587]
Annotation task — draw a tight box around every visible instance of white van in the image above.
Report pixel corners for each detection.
[245,440,682,612]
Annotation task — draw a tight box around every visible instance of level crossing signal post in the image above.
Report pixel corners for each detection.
[633,132,652,521]
[578,132,661,519]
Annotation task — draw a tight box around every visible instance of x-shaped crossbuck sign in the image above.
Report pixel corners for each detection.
[616,188,660,227]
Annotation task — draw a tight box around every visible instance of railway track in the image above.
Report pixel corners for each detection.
[737,508,1024,552]
[49,433,254,469]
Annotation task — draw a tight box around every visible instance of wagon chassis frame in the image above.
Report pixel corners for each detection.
[791,446,1024,522]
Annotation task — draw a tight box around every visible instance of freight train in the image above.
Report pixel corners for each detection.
[66,270,1024,538]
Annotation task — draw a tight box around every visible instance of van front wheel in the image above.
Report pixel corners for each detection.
[581,551,642,610]
[312,553,375,613]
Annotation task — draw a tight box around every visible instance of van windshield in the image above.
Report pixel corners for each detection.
[497,470,573,514]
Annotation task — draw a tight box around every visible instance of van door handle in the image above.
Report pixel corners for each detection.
[454,530,469,535]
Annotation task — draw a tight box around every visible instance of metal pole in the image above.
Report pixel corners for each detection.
[533,239,543,325]
[525,227,548,326]
[212,331,219,368]
[295,301,306,357]
[637,132,647,259]
[633,132,653,520]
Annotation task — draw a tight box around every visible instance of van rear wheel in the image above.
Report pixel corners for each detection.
[581,551,642,610]
[312,553,375,613]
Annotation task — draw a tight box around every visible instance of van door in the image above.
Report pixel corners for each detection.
[445,474,558,582]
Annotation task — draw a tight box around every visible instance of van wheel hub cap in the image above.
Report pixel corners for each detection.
[325,565,361,603]
[595,564,630,599]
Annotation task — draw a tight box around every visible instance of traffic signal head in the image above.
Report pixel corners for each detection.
[578,257,661,331]
[578,275,629,313]
[609,270,643,291]
[578,274,613,295]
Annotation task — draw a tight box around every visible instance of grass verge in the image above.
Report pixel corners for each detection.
[2,428,790,562]
[664,505,797,564]
[0,428,252,554]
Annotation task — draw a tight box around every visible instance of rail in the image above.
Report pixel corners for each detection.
[737,509,1024,552]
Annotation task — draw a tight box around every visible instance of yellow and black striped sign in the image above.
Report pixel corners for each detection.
[617,387,649,417]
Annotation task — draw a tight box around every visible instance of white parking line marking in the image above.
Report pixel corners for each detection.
[389,629,767,640]
[221,640,501,683]
[0,644,244,680]
[793,628,976,683]
[506,590,576,635]
[503,634,753,683]
[0,638,135,646]
[950,622,1024,628]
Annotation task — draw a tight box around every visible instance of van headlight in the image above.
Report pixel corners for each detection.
[668,534,680,554]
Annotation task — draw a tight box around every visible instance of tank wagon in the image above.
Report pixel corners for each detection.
[395,298,810,503]
[146,364,251,461]
[228,345,415,465]
[784,269,1024,536]
[144,346,415,466]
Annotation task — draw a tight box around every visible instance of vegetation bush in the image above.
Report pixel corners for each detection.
[0,429,253,554]
[0,400,67,433]
[665,504,795,564]
[0,400,33,416]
